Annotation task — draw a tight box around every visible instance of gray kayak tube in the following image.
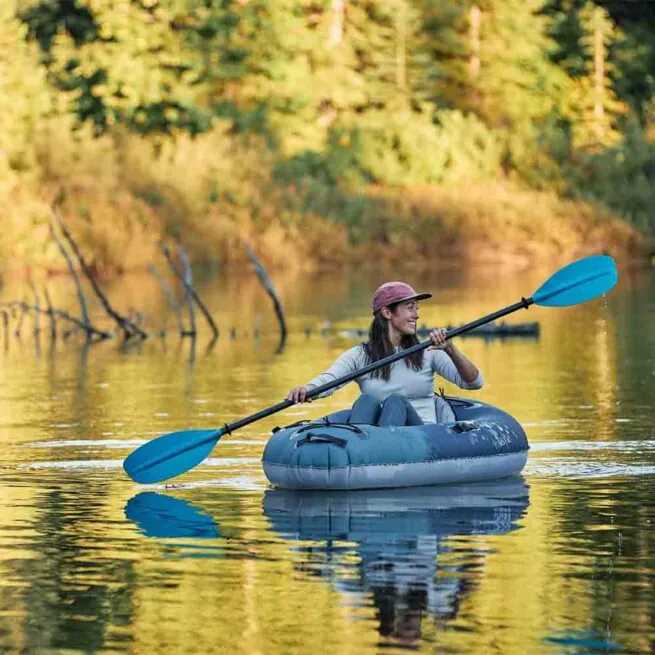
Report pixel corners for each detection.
[262,397,529,490]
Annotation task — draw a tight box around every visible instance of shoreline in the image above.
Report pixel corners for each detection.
[1,180,650,281]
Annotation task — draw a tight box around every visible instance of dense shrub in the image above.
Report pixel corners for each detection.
[566,124,655,234]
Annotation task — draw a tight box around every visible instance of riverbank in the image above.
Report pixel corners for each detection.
[0,119,648,279]
[0,176,647,280]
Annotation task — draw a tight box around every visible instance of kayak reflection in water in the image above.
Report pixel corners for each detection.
[287,281,483,426]
[263,477,530,647]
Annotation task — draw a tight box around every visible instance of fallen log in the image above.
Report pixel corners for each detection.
[338,321,540,339]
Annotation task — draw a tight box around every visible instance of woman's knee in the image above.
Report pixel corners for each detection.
[383,393,407,407]
[378,393,410,426]
[353,393,379,409]
[350,393,380,424]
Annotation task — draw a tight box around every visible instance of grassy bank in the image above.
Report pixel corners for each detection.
[0,120,647,279]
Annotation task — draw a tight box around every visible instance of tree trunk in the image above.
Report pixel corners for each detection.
[396,0,407,91]
[593,9,605,141]
[469,5,481,78]
[328,0,344,48]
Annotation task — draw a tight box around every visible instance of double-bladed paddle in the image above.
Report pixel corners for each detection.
[123,254,618,484]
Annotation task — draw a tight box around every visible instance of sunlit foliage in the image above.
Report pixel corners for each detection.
[1,0,654,271]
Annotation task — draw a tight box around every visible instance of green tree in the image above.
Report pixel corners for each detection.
[471,0,569,131]
[420,0,475,111]
[456,0,570,181]
[567,1,625,149]
[21,0,222,134]
[610,23,655,123]
[0,1,51,176]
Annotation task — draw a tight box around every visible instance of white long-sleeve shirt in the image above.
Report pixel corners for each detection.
[305,345,484,424]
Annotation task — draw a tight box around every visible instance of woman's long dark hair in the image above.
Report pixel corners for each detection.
[362,305,424,381]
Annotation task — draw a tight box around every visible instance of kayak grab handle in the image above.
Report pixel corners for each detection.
[295,433,348,448]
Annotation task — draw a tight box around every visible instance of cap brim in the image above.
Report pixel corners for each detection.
[393,292,432,305]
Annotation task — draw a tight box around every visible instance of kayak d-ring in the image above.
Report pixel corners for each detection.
[451,421,479,434]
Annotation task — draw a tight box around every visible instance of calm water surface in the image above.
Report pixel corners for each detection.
[0,265,654,654]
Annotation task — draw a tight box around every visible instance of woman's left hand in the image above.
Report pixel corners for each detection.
[427,328,450,351]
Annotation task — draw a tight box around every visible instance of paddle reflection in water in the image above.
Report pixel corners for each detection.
[125,492,219,539]
[263,477,530,647]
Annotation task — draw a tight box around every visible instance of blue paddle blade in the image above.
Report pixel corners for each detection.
[125,492,219,538]
[532,255,618,307]
[123,428,223,484]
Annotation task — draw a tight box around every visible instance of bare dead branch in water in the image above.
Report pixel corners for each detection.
[125,307,147,329]
[27,278,41,338]
[244,243,287,352]
[160,243,195,338]
[51,206,145,341]
[0,301,110,341]
[178,244,196,337]
[43,286,57,341]
[148,263,185,336]
[1,311,8,349]
[159,242,219,342]
[48,219,112,341]
[48,223,92,330]
[14,296,28,338]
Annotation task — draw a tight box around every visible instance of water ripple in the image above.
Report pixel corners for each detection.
[525,459,655,479]
[531,440,655,452]
[19,457,260,471]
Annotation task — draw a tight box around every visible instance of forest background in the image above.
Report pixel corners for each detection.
[1,0,654,277]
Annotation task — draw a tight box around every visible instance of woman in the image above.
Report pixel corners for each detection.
[287,281,483,425]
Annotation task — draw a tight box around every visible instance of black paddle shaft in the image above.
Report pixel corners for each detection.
[221,297,533,435]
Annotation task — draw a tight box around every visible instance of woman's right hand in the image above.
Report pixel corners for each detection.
[286,386,312,403]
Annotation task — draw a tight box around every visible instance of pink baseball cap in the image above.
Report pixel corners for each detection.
[371,281,432,314]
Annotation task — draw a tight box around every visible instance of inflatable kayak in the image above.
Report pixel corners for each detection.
[262,397,529,490]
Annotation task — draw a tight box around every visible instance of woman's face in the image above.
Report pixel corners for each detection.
[386,300,419,336]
